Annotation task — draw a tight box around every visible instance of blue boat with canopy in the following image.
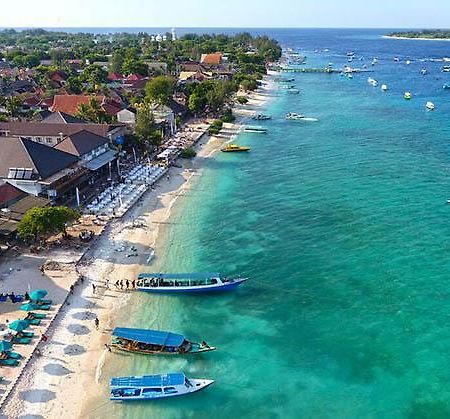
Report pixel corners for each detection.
[111,327,215,355]
[135,272,247,293]
[110,372,214,401]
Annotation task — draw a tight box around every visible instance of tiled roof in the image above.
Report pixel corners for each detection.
[0,122,123,138]
[50,95,106,115]
[0,137,78,180]
[200,53,222,66]
[0,183,25,207]
[54,130,109,156]
[41,112,87,124]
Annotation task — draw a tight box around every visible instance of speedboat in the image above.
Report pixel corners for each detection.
[442,66,450,73]
[347,51,356,57]
[286,112,305,120]
[347,73,353,79]
[443,83,450,90]
[381,84,388,92]
[287,89,300,94]
[367,77,378,87]
[371,58,378,66]
[221,144,251,152]
[404,92,412,100]
[394,57,400,62]
[252,114,271,121]
[406,60,411,65]
[110,373,214,401]
[136,272,247,293]
[244,126,267,133]
[111,328,216,355]
[426,101,435,111]
[421,69,428,75]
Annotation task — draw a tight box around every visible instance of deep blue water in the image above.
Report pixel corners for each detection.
[88,29,450,419]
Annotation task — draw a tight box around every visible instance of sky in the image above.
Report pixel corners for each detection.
[1,0,450,29]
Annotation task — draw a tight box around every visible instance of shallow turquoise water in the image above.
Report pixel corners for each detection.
[96,30,450,418]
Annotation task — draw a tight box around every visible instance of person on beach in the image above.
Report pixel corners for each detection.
[39,265,45,275]
[95,317,99,329]
[104,343,111,352]
[92,283,96,294]
[126,279,129,289]
[70,285,74,294]
[132,279,136,288]
[105,279,110,289]
[119,280,124,289]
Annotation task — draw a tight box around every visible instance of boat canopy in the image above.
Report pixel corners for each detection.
[138,272,221,280]
[113,328,184,348]
[111,373,186,388]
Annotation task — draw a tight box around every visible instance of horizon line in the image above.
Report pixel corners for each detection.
[1,26,448,30]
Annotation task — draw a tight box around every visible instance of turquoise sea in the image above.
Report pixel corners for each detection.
[94,30,450,418]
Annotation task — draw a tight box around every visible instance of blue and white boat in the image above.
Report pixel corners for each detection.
[110,373,214,401]
[111,327,216,355]
[136,272,247,293]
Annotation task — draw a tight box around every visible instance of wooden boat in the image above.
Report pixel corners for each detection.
[111,327,216,355]
[110,373,214,401]
[221,144,250,152]
[136,272,247,293]
[243,126,267,133]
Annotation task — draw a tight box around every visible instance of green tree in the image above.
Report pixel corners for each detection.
[6,96,22,117]
[110,51,124,74]
[18,206,80,241]
[135,104,162,148]
[80,64,108,87]
[145,76,175,105]
[75,98,112,123]
[188,91,204,114]
[122,58,148,76]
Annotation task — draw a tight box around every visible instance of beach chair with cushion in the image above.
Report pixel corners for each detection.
[0,296,7,302]
[7,351,22,360]
[36,305,51,311]
[0,359,19,367]
[37,299,52,305]
[24,318,41,326]
[12,337,31,345]
[19,331,34,338]
[28,313,46,320]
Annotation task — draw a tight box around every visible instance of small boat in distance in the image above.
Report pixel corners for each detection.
[367,77,378,87]
[286,112,305,120]
[381,84,388,92]
[442,66,450,73]
[136,272,247,293]
[287,89,300,94]
[221,144,251,152]
[421,69,428,75]
[111,328,216,355]
[252,114,271,121]
[426,101,435,111]
[243,126,268,133]
[404,92,412,100]
[443,83,450,90]
[110,373,214,401]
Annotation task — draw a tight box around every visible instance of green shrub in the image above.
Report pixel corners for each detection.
[181,147,196,159]
[236,96,248,104]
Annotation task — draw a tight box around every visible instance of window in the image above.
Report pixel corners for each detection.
[141,388,163,395]
[36,137,42,142]
[164,387,178,394]
[46,138,53,144]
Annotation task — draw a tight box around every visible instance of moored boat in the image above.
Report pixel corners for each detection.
[404,91,412,100]
[252,114,271,121]
[381,84,388,92]
[443,83,450,90]
[111,327,216,355]
[243,126,268,133]
[110,373,214,401]
[221,144,251,152]
[286,112,305,120]
[367,77,378,87]
[136,272,247,293]
[426,101,435,111]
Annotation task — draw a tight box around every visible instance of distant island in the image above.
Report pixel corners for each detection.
[387,30,450,40]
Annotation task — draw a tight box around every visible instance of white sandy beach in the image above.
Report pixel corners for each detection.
[0,85,273,419]
[382,35,450,42]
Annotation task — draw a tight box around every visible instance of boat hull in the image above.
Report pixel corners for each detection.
[111,345,217,355]
[110,379,214,401]
[137,278,247,293]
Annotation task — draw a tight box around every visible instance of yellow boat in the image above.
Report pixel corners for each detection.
[221,144,251,152]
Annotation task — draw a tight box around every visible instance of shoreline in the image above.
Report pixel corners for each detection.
[1,82,274,418]
[382,35,450,42]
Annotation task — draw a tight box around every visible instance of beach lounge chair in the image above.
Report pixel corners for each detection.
[19,331,34,338]
[24,318,41,326]
[35,305,51,311]
[28,312,46,319]
[0,359,19,367]
[0,296,7,302]
[12,337,31,345]
[37,299,52,305]
[8,351,22,360]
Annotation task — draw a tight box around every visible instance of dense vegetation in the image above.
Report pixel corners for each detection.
[387,30,450,39]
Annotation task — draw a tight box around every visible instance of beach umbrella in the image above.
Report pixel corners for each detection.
[29,289,47,301]
[8,320,29,332]
[0,340,12,352]
[20,303,39,312]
